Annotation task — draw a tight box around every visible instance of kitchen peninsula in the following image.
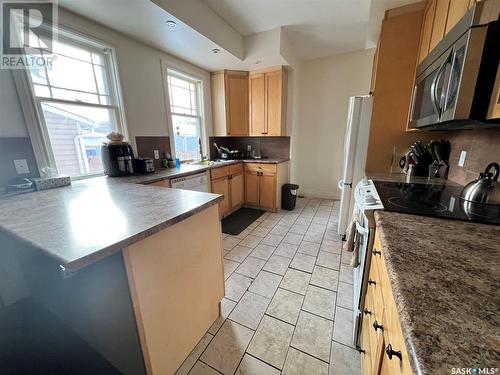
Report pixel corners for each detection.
[0,177,224,374]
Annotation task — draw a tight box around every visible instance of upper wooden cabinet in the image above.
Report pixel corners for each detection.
[211,70,249,136]
[249,67,287,136]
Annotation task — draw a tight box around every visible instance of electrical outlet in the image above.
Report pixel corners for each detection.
[14,159,29,174]
[154,150,160,159]
[458,151,467,167]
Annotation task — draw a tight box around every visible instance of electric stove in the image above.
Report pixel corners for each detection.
[372,180,500,225]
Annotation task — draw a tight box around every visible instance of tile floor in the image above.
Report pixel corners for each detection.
[176,198,361,375]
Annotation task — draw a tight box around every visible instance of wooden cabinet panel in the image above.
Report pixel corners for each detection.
[488,65,500,120]
[225,72,249,135]
[445,0,469,33]
[418,0,436,63]
[244,163,277,173]
[229,163,243,175]
[230,173,244,210]
[361,311,373,375]
[429,0,450,51]
[211,166,230,180]
[244,171,260,206]
[266,70,284,136]
[211,177,230,217]
[249,73,266,136]
[148,180,169,188]
[259,172,276,209]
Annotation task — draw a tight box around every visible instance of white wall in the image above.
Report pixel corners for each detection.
[0,70,29,137]
[296,49,374,199]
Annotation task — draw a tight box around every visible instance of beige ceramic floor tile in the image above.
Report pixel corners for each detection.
[303,231,324,244]
[270,224,290,236]
[225,245,253,263]
[188,361,221,375]
[302,285,336,320]
[316,251,341,270]
[225,273,253,302]
[280,268,311,295]
[289,252,316,273]
[235,256,267,278]
[239,234,263,249]
[282,347,328,375]
[310,266,339,291]
[320,239,342,254]
[251,226,272,238]
[250,244,276,261]
[261,233,284,247]
[235,354,280,375]
[338,264,354,285]
[291,311,333,362]
[289,223,309,235]
[200,320,254,375]
[282,232,304,245]
[248,271,282,298]
[337,282,353,310]
[229,291,270,330]
[266,288,304,325]
[263,254,291,276]
[329,341,361,375]
[247,315,295,369]
[208,298,237,335]
[332,306,354,347]
[175,333,214,375]
[224,259,240,280]
[274,242,299,259]
[297,241,321,256]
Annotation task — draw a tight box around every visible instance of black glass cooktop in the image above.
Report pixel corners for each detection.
[373,180,500,225]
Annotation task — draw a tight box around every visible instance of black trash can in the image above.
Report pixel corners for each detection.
[282,184,300,210]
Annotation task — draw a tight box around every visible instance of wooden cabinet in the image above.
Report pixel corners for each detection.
[249,67,287,136]
[360,232,412,375]
[211,70,249,136]
[147,179,170,188]
[429,0,450,51]
[445,0,470,33]
[243,162,288,211]
[210,163,244,217]
[487,65,500,120]
[417,0,436,64]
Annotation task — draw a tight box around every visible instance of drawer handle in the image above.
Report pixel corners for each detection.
[386,344,402,361]
[363,309,372,316]
[372,249,381,256]
[373,320,384,331]
[368,279,377,285]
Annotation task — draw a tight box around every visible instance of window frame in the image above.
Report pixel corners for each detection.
[13,26,129,180]
[164,67,206,162]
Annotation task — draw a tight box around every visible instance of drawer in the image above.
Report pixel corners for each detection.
[368,258,384,317]
[244,163,277,173]
[211,166,229,180]
[229,162,243,175]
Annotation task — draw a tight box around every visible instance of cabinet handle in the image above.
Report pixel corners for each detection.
[373,320,384,331]
[386,344,402,361]
[368,279,376,285]
[363,309,372,316]
[372,249,381,256]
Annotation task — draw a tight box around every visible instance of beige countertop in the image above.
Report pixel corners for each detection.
[374,210,500,374]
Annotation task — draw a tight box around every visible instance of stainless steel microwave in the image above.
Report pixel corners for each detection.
[409,0,500,130]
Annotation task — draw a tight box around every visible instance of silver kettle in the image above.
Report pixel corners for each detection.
[461,162,500,205]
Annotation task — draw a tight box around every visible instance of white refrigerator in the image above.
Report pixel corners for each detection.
[337,95,373,236]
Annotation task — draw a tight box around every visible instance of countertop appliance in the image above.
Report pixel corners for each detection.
[338,95,374,236]
[170,171,209,192]
[461,162,500,205]
[102,143,134,177]
[133,158,154,174]
[409,0,500,129]
[373,180,500,225]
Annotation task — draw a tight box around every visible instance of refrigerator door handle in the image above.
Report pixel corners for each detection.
[338,179,344,190]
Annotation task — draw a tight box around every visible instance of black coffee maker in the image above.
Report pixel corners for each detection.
[101,143,134,177]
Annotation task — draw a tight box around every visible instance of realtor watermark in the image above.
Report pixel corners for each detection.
[451,367,499,374]
[1,0,57,69]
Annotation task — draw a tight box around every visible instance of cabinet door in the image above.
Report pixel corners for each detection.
[211,177,230,217]
[249,73,266,136]
[265,70,284,136]
[225,72,249,136]
[244,171,260,206]
[429,0,450,51]
[418,0,436,63]
[259,172,276,209]
[230,173,244,210]
[445,0,469,34]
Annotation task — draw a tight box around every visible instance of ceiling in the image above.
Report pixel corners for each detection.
[58,0,419,72]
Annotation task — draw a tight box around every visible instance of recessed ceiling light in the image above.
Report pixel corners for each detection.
[212,48,220,54]
[166,20,177,28]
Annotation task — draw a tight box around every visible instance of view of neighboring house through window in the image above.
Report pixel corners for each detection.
[166,70,203,161]
[26,34,125,177]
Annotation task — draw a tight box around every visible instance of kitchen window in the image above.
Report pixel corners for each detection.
[20,30,126,178]
[166,70,204,161]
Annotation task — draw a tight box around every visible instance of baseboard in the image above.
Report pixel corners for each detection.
[298,189,338,200]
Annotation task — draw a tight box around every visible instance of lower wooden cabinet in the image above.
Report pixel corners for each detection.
[210,163,244,217]
[211,176,230,217]
[244,162,288,212]
[361,232,413,375]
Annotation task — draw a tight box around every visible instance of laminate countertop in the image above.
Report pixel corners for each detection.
[374,211,500,374]
[0,177,223,273]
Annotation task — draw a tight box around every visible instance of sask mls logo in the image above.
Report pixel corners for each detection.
[1,0,57,68]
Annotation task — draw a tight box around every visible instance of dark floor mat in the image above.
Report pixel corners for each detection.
[222,208,265,235]
[0,298,122,375]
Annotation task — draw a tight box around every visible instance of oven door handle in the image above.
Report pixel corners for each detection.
[355,222,369,237]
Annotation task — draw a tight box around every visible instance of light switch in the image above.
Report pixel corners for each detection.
[14,159,29,174]
[458,151,467,167]
[154,150,160,159]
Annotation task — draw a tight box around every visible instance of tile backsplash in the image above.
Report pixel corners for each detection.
[0,137,39,188]
[135,136,172,170]
[447,127,500,185]
[209,136,290,160]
